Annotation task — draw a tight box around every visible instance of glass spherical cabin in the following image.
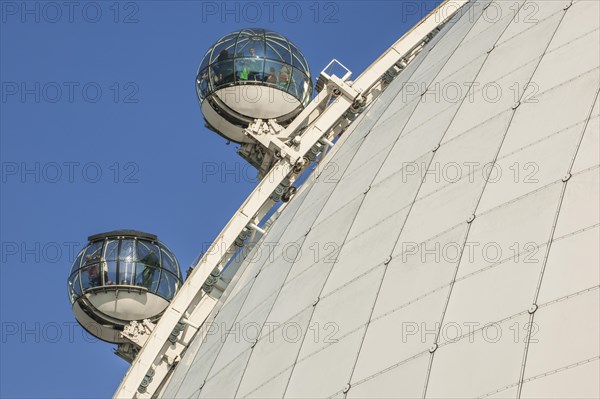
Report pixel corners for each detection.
[197,28,313,143]
[67,230,182,343]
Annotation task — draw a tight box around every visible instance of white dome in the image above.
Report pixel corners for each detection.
[161,1,600,397]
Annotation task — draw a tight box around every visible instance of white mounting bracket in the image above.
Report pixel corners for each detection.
[121,319,156,348]
[243,72,363,172]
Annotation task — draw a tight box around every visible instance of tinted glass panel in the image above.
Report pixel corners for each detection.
[291,45,309,72]
[212,60,235,87]
[263,64,279,86]
[120,239,136,261]
[234,38,250,57]
[263,60,289,90]
[137,241,160,267]
[210,38,236,64]
[83,241,103,266]
[105,260,117,285]
[199,51,210,72]
[290,68,310,103]
[135,264,161,291]
[118,259,135,285]
[265,41,289,63]
[80,266,89,290]
[265,32,287,43]
[160,247,179,275]
[104,239,119,260]
[118,240,136,284]
[69,271,82,299]
[269,38,292,63]
[277,65,292,91]
[70,249,85,274]
[104,240,119,260]
[197,69,210,99]
[206,67,216,94]
[158,272,178,300]
[238,29,265,56]
[236,57,264,81]
[81,265,102,289]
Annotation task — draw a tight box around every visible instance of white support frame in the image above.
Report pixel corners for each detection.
[113,1,468,397]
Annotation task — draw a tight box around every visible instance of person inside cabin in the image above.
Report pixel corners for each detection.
[246,47,262,81]
[214,49,234,84]
[277,66,290,89]
[265,67,277,84]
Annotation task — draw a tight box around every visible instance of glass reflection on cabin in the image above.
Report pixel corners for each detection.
[67,231,183,303]
[196,28,312,106]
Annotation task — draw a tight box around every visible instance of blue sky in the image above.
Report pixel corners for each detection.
[0,1,441,397]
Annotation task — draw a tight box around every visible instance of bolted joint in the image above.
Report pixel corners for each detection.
[202,268,221,294]
[270,179,292,202]
[235,227,251,247]
[350,95,367,112]
[282,186,298,203]
[293,158,307,174]
[168,322,185,344]
[270,185,286,202]
[382,68,398,85]
[306,143,324,162]
[138,375,151,393]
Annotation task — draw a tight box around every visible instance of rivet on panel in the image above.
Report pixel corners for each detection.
[429,343,438,353]
[528,304,538,314]
[384,255,392,265]
[312,297,320,307]
[562,173,572,182]
[467,214,476,224]
[512,101,520,110]
[343,383,351,394]
[432,143,440,152]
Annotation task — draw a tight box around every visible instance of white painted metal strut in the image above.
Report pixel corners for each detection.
[113,1,468,397]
